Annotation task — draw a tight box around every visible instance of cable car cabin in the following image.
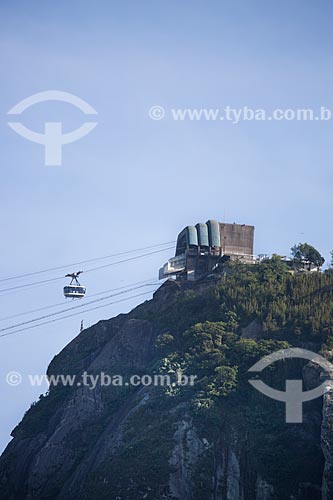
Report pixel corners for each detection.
[63,285,86,299]
[63,272,86,299]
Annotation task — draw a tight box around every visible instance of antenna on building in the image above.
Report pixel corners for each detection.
[80,320,84,333]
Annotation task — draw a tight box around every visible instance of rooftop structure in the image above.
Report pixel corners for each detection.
[159,220,255,281]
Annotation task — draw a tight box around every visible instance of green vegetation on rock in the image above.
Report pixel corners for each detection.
[3,258,333,500]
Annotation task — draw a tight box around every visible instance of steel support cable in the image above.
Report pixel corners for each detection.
[0,290,156,338]
[0,278,157,322]
[0,282,160,333]
[0,246,173,293]
[0,241,175,283]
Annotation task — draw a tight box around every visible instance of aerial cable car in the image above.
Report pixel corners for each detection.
[63,271,86,299]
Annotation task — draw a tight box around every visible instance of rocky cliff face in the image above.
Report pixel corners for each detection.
[322,388,333,500]
[0,274,331,500]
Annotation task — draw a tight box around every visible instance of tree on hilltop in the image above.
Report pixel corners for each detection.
[291,243,325,271]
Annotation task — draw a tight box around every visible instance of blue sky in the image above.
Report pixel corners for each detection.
[0,0,332,453]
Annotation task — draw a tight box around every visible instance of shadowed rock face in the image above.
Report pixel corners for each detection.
[322,390,333,500]
[0,317,158,500]
[0,277,331,500]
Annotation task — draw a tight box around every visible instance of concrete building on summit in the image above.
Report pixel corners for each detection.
[159,220,254,281]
